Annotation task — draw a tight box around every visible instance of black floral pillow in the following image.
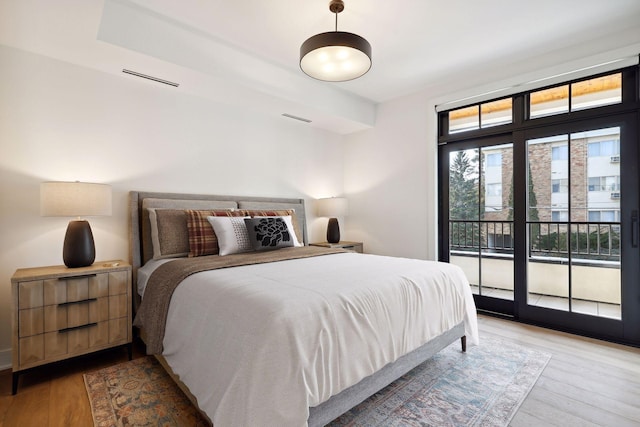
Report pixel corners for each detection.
[244,217,294,251]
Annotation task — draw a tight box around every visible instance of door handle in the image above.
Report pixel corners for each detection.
[632,210,638,248]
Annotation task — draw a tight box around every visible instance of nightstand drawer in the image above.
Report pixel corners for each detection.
[18,281,43,309]
[108,271,128,295]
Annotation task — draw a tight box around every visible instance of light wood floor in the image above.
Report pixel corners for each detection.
[0,315,639,426]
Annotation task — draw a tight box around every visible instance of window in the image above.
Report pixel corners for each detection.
[552,179,568,193]
[486,183,502,196]
[439,65,639,342]
[588,210,620,222]
[449,106,479,133]
[572,74,622,111]
[449,97,512,134]
[530,72,622,119]
[481,98,513,128]
[530,86,569,118]
[552,210,568,221]
[588,176,620,191]
[588,140,620,157]
[486,153,502,167]
[552,145,568,161]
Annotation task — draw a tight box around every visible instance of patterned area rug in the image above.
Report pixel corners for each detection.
[84,357,209,426]
[328,335,551,426]
[84,335,550,427]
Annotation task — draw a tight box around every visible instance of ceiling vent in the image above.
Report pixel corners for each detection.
[122,69,179,87]
[282,113,312,123]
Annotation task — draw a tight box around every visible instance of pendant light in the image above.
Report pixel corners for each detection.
[300,0,372,82]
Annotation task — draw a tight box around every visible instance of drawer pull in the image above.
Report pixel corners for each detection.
[58,322,98,333]
[58,274,97,281]
[58,298,97,307]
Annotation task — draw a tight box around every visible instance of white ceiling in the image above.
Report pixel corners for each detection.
[2,0,640,133]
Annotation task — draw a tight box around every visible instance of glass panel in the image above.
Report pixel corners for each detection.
[481,144,514,300]
[449,149,480,293]
[481,98,512,128]
[449,106,479,134]
[526,128,621,318]
[448,144,514,300]
[530,85,569,119]
[571,73,622,111]
[527,135,569,309]
[449,149,479,221]
[571,127,621,319]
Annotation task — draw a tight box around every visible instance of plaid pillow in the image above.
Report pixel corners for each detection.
[185,209,247,257]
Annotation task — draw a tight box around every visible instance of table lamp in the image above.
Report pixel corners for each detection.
[40,181,112,268]
[316,197,348,244]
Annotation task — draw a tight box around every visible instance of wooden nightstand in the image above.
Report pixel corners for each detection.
[310,241,363,253]
[10,260,132,394]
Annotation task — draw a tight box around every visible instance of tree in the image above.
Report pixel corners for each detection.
[449,150,479,220]
[507,163,539,222]
[449,150,480,249]
[507,162,540,250]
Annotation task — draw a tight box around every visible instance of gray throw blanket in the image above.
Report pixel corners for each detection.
[134,246,346,354]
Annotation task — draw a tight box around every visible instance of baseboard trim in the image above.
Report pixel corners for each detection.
[0,348,11,370]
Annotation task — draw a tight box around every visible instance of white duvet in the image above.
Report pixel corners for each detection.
[151,252,478,426]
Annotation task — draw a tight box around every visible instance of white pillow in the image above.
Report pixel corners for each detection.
[253,216,302,247]
[206,216,253,256]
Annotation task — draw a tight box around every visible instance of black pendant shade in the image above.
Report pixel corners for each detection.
[300,0,371,82]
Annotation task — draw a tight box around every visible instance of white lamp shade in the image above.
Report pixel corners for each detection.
[41,182,112,217]
[316,197,348,218]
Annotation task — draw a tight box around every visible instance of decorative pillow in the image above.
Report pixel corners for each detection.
[148,209,189,259]
[244,217,295,251]
[246,209,303,246]
[185,209,247,257]
[251,215,302,247]
[206,216,253,256]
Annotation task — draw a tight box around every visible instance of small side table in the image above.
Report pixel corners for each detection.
[310,241,363,253]
[11,260,132,394]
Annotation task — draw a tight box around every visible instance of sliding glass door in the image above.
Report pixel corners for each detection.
[519,115,639,341]
[444,137,515,315]
[438,67,640,344]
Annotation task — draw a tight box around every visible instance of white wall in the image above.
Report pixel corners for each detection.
[0,45,346,368]
[343,92,437,260]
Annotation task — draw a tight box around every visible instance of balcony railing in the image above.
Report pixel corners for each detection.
[449,220,620,263]
[449,220,513,253]
[529,221,620,262]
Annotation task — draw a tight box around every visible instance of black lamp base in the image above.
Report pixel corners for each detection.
[63,220,96,268]
[326,217,341,244]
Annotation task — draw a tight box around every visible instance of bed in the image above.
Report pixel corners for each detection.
[128,191,479,426]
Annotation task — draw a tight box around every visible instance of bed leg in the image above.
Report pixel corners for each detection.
[461,336,467,352]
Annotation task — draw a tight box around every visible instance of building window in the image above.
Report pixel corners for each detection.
[588,176,620,192]
[588,210,619,222]
[486,153,502,167]
[552,145,568,161]
[588,139,620,157]
[486,183,502,196]
[551,210,568,221]
[552,178,568,193]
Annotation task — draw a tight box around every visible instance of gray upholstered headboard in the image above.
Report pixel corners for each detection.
[128,191,307,289]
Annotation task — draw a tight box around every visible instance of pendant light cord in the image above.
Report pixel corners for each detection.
[335,11,338,32]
